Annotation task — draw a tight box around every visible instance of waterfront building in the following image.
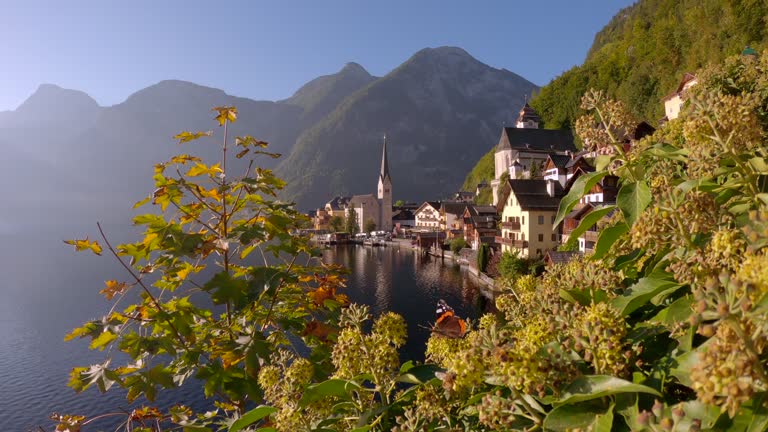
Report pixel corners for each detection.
[662,73,698,123]
[496,179,564,257]
[415,201,441,229]
[462,205,499,250]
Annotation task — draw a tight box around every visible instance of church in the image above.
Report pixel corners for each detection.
[349,136,393,232]
[314,137,393,233]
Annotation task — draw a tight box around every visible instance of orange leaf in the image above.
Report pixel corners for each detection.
[100,280,129,300]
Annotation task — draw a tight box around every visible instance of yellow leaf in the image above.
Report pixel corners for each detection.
[186,163,209,177]
[176,263,204,281]
[174,131,212,144]
[212,106,237,126]
[64,237,103,255]
[100,280,129,300]
[170,154,203,164]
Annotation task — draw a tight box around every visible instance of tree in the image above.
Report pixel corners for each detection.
[329,215,344,232]
[344,206,359,234]
[394,199,405,207]
[364,217,377,233]
[60,106,347,431]
[477,243,490,273]
[449,236,468,254]
[497,250,526,279]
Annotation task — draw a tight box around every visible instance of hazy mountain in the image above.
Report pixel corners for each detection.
[276,47,538,209]
[1,47,537,229]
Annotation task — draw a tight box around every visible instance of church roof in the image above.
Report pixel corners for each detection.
[516,103,541,123]
[496,128,576,153]
[380,135,391,182]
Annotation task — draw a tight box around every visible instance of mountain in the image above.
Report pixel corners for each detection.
[0,65,376,230]
[460,0,768,197]
[530,0,768,128]
[276,47,538,209]
[1,48,536,229]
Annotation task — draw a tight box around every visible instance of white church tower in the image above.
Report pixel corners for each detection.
[377,135,393,231]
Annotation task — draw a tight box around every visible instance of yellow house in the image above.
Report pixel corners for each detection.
[496,179,564,257]
[662,73,697,122]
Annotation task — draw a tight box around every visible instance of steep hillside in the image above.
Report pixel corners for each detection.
[276,47,538,209]
[461,0,768,193]
[530,0,768,128]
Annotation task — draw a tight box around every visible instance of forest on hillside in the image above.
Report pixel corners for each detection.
[530,0,767,129]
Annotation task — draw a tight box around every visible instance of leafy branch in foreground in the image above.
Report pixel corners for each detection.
[59,106,348,431]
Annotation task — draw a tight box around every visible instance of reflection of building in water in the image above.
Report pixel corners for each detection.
[373,248,393,314]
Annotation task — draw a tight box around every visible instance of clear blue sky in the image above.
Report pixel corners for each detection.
[0,0,635,111]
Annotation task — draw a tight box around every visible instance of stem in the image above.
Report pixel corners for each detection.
[221,119,233,333]
[260,255,299,331]
[96,223,190,349]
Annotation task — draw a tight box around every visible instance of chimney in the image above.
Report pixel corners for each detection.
[546,179,555,197]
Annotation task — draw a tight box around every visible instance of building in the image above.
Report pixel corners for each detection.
[490,104,576,205]
[344,136,393,233]
[462,205,499,250]
[453,191,475,202]
[440,201,468,236]
[415,201,441,229]
[662,73,698,122]
[496,179,564,257]
[392,209,415,229]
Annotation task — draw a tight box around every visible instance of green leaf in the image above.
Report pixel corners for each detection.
[611,270,680,316]
[89,331,118,351]
[595,154,613,171]
[544,400,611,431]
[229,406,277,432]
[555,375,661,406]
[396,364,442,384]
[299,379,361,407]
[749,157,768,173]
[649,296,694,326]
[564,205,616,249]
[671,340,712,387]
[591,222,629,260]
[554,171,610,227]
[617,181,651,226]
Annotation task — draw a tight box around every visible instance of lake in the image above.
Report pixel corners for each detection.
[0,236,483,431]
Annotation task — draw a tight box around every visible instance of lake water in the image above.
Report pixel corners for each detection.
[0,236,483,431]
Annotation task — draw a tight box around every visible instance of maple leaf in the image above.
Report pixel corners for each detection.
[64,238,103,255]
[100,280,129,301]
[212,106,237,126]
[173,131,212,144]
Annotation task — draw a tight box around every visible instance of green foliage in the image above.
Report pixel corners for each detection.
[477,243,490,273]
[364,217,377,233]
[394,199,405,207]
[497,250,526,279]
[329,215,344,232]
[344,207,359,234]
[449,237,468,254]
[60,52,768,432]
[530,0,768,128]
[461,148,494,198]
[61,106,348,431]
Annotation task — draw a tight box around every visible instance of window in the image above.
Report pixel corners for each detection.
[551,233,557,241]
[522,216,525,224]
[538,234,544,242]
[538,215,544,225]
[551,215,555,224]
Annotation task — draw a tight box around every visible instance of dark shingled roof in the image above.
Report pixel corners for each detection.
[496,128,576,152]
[473,206,497,215]
[508,179,564,210]
[517,103,541,123]
[545,250,581,265]
[327,196,352,211]
[441,201,468,216]
[548,154,572,169]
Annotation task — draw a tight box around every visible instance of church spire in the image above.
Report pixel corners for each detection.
[380,134,390,181]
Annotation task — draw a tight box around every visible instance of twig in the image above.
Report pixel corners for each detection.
[97,222,190,350]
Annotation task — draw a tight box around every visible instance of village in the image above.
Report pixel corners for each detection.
[305,71,699,280]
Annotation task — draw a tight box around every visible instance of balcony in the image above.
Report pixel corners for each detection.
[500,221,521,230]
[495,237,528,248]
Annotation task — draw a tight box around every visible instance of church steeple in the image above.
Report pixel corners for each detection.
[377,134,393,231]
[380,134,391,182]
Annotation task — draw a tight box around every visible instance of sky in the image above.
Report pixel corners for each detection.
[0,0,636,111]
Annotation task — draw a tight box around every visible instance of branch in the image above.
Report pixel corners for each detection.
[97,222,190,350]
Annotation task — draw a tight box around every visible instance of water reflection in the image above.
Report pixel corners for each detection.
[321,245,482,361]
